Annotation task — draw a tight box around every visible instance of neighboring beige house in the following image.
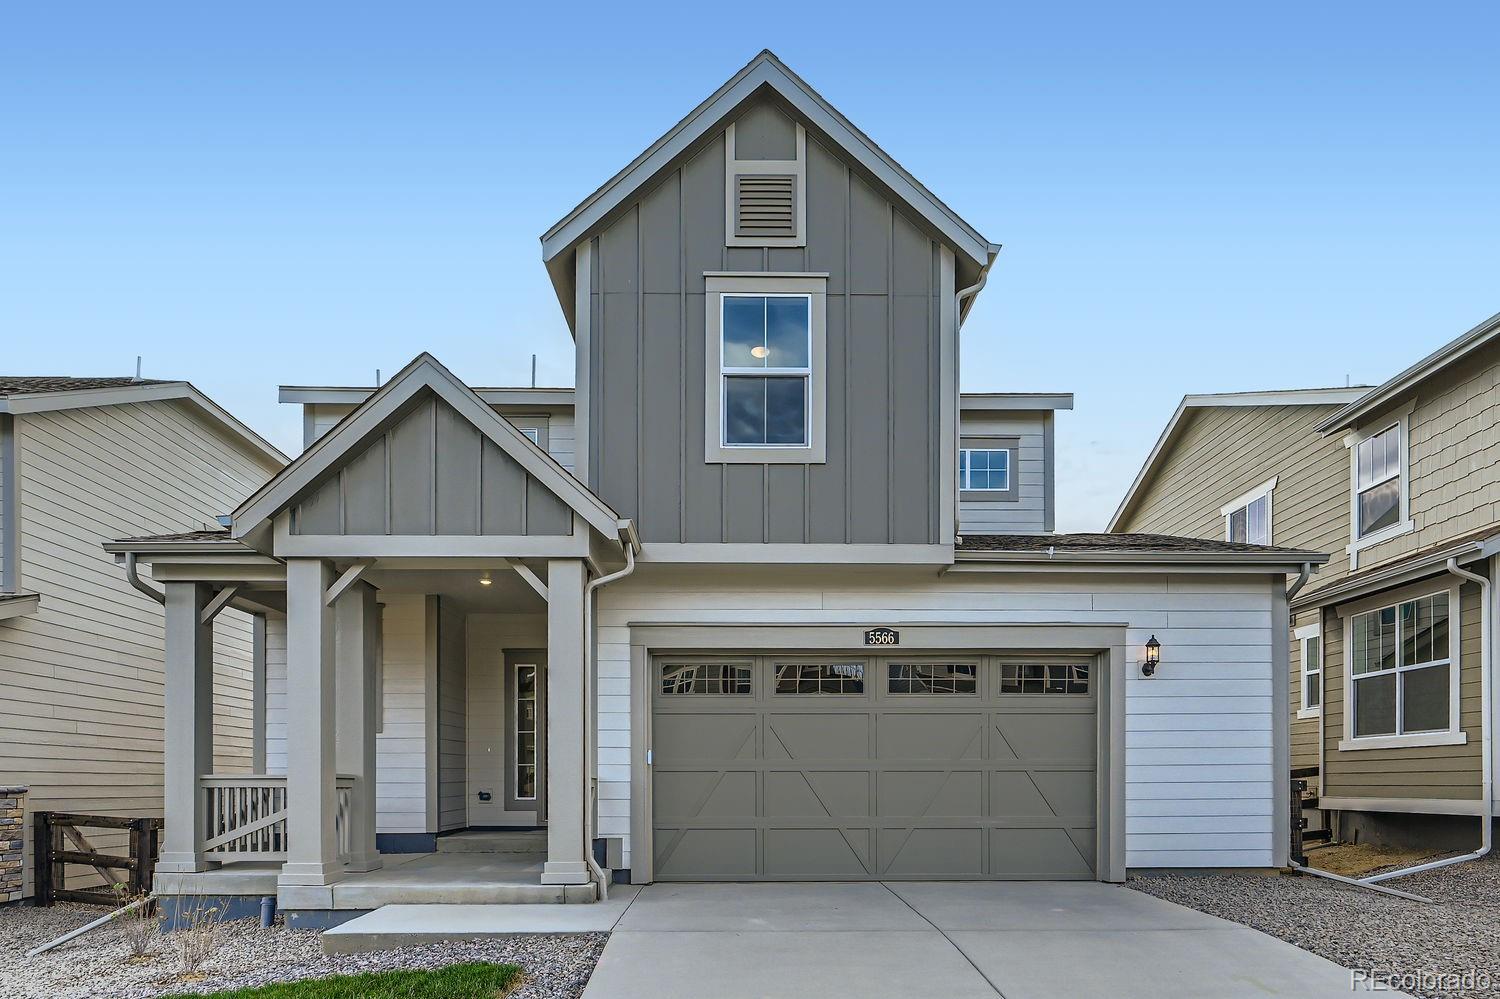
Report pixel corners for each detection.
[1111,309,1500,850]
[0,376,286,897]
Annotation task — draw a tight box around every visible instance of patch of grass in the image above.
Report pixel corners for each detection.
[163,962,523,999]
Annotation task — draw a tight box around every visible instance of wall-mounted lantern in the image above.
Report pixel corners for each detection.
[1142,635,1162,677]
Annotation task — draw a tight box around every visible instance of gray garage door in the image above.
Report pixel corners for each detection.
[651,654,1098,881]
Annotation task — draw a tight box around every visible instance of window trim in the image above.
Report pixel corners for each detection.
[1336,580,1465,752]
[1295,620,1321,719]
[704,273,828,464]
[1345,404,1415,568]
[959,436,1019,502]
[1220,476,1277,546]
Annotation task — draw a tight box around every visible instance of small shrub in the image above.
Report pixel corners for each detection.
[172,899,225,978]
[111,885,159,961]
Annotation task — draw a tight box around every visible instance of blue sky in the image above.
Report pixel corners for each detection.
[4,3,1497,530]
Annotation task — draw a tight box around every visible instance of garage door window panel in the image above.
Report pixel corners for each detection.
[999,662,1090,695]
[887,662,979,695]
[775,661,867,695]
[661,662,754,695]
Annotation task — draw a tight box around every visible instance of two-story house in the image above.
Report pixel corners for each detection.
[1111,310,1500,856]
[111,51,1322,925]
[0,376,286,901]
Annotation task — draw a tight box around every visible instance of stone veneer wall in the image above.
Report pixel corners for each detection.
[0,786,24,903]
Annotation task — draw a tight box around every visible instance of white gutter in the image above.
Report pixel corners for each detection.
[1361,556,1492,884]
[580,543,637,900]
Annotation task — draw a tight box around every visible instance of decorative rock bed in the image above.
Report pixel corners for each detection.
[0,902,606,999]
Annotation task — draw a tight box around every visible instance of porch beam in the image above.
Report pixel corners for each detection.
[324,560,374,606]
[506,558,548,600]
[199,584,241,624]
[157,582,215,874]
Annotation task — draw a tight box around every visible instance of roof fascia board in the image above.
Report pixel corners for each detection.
[961,393,1075,412]
[238,355,621,542]
[541,54,992,271]
[1317,311,1500,434]
[0,382,288,467]
[0,593,40,621]
[954,550,1328,567]
[1292,535,1496,611]
[1106,387,1369,531]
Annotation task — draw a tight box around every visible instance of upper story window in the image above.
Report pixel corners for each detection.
[704,274,827,464]
[722,294,811,447]
[1221,477,1276,546]
[959,436,1019,501]
[1355,423,1402,537]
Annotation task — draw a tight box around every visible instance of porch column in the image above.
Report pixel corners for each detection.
[335,580,382,872]
[278,558,343,889]
[157,582,215,873]
[542,558,590,885]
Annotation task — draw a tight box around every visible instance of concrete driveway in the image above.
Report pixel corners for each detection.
[581,881,1392,999]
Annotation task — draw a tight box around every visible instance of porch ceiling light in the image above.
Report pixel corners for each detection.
[479,572,493,586]
[1142,635,1161,677]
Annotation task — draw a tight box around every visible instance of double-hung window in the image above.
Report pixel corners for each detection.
[705,274,827,463]
[1355,423,1403,537]
[1346,590,1455,743]
[721,294,811,447]
[1221,477,1275,546]
[1296,622,1321,716]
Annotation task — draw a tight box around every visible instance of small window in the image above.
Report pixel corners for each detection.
[1221,477,1275,546]
[521,427,540,445]
[1000,663,1089,694]
[775,662,865,694]
[1355,423,1402,537]
[661,663,752,695]
[888,663,978,695]
[1350,591,1450,738]
[960,449,1010,492]
[722,294,811,447]
[705,275,827,465]
[515,665,538,800]
[1302,632,1322,711]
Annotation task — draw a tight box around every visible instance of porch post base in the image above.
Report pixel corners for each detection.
[342,850,383,874]
[277,861,346,887]
[540,861,591,885]
[155,854,219,874]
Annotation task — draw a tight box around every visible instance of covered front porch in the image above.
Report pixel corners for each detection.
[110,355,637,916]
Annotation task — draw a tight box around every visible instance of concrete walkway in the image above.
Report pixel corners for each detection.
[580,881,1401,999]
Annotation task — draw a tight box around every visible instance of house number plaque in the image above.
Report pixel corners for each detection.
[864,627,900,646]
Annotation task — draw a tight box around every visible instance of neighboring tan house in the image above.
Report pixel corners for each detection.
[1111,309,1500,851]
[0,376,286,898]
[111,51,1324,925]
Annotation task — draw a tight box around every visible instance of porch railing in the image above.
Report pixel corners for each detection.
[199,774,355,863]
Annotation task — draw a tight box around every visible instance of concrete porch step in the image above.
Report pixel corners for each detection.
[321,891,639,954]
[436,829,548,854]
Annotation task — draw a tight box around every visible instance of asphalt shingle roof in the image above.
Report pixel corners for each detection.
[958,532,1319,555]
[0,376,170,396]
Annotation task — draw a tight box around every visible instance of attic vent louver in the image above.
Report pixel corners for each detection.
[735,175,796,238]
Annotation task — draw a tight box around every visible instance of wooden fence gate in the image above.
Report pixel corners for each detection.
[33,812,161,906]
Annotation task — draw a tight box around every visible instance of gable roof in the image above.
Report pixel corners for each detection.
[233,353,632,549]
[1317,309,1500,434]
[0,376,287,468]
[1106,387,1370,532]
[540,50,1000,331]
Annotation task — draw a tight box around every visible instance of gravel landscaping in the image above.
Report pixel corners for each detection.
[0,902,606,999]
[1130,855,1500,999]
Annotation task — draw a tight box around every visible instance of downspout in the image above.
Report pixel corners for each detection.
[581,538,636,901]
[124,552,165,605]
[1362,556,1492,883]
[952,249,998,538]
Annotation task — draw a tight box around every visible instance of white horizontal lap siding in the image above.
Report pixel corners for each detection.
[547,413,576,475]
[5,400,276,895]
[595,570,1277,872]
[375,594,430,833]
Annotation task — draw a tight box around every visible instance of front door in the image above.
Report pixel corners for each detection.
[505,651,547,823]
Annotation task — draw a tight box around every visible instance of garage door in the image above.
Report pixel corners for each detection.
[650,654,1098,881]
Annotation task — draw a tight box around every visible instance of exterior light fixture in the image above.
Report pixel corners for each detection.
[1142,635,1161,677]
[479,572,493,587]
